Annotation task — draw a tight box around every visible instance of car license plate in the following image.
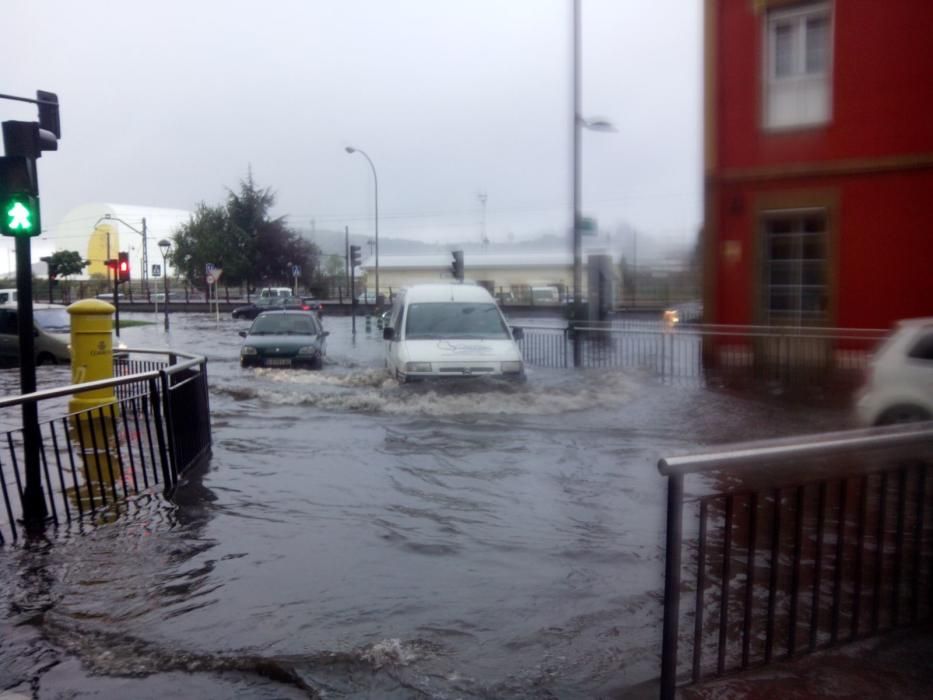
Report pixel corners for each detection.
[264,358,292,367]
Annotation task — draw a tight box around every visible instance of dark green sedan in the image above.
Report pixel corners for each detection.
[238,311,329,369]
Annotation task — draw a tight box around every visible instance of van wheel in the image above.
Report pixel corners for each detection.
[36,352,56,366]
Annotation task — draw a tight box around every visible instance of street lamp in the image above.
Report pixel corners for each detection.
[95,213,149,294]
[345,145,379,307]
[158,238,171,331]
[571,0,616,367]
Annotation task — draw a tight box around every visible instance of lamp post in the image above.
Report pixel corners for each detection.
[158,238,171,331]
[95,213,149,294]
[571,0,616,367]
[345,146,379,307]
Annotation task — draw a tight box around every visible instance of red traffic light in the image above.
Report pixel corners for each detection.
[118,251,130,283]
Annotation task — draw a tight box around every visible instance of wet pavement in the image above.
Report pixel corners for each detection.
[0,312,878,698]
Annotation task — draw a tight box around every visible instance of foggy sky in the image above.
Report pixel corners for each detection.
[4,0,701,256]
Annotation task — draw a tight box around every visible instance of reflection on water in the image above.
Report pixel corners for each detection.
[0,314,852,698]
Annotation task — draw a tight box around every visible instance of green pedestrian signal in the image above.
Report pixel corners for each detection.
[1,194,40,237]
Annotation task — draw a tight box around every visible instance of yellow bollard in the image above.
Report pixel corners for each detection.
[67,299,117,416]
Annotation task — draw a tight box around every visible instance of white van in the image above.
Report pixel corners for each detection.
[531,286,561,304]
[259,287,293,299]
[383,284,525,382]
[0,289,17,305]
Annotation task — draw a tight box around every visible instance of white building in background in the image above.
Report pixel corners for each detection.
[45,203,191,282]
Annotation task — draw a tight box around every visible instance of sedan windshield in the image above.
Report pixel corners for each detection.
[250,314,318,336]
[34,309,71,331]
[404,302,510,340]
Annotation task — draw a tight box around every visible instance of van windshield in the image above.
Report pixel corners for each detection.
[405,302,511,340]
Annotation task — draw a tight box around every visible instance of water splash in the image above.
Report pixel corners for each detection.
[222,367,636,417]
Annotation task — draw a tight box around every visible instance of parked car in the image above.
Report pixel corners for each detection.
[231,296,304,320]
[382,283,525,383]
[0,289,18,304]
[855,318,933,425]
[0,303,71,366]
[238,311,329,369]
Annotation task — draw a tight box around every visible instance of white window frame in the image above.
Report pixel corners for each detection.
[763,2,833,130]
[760,207,828,326]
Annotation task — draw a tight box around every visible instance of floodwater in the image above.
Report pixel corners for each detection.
[0,312,854,698]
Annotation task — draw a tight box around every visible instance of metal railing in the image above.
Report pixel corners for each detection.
[516,322,887,384]
[0,350,211,544]
[657,422,933,699]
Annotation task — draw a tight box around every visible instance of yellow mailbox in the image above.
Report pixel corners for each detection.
[67,299,116,416]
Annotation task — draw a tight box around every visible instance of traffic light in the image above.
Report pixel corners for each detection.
[451,250,464,281]
[1,192,40,237]
[118,251,130,283]
[350,245,361,268]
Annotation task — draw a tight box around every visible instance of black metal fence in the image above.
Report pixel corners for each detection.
[0,350,211,544]
[657,423,933,699]
[516,322,887,385]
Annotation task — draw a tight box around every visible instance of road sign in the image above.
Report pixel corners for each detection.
[152,263,161,278]
[205,262,215,274]
[292,265,301,277]
[579,216,597,235]
[206,273,215,285]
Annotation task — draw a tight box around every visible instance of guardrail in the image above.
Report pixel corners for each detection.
[0,349,211,544]
[515,322,887,385]
[656,422,933,699]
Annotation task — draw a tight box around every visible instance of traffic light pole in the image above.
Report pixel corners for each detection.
[15,219,47,529]
[2,90,60,533]
[113,264,120,337]
[350,262,356,336]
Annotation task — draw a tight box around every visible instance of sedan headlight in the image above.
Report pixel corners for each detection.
[297,346,318,355]
[405,362,432,373]
[501,361,524,374]
[241,346,258,356]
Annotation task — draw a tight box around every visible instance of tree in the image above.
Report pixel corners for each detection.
[40,250,87,279]
[40,250,87,304]
[171,170,320,291]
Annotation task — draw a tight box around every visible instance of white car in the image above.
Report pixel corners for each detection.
[855,318,933,425]
[383,283,525,382]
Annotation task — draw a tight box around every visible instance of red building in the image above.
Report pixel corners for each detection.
[703,0,933,332]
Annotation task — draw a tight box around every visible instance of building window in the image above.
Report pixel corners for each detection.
[764,3,832,129]
[761,209,827,325]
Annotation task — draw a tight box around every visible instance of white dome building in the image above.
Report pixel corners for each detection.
[48,203,191,282]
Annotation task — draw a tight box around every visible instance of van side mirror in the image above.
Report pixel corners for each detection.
[238,330,247,338]
[321,331,330,338]
[511,327,523,340]
[383,327,395,341]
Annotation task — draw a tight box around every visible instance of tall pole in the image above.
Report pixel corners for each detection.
[571,0,582,368]
[479,192,488,248]
[346,147,379,307]
[141,216,148,295]
[163,263,169,331]
[344,225,350,298]
[632,230,638,308]
[16,235,46,528]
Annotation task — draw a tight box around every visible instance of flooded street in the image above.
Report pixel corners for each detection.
[0,312,854,698]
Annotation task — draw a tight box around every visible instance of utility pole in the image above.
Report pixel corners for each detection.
[571,0,582,367]
[478,192,488,248]
[344,225,350,299]
[141,216,148,295]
